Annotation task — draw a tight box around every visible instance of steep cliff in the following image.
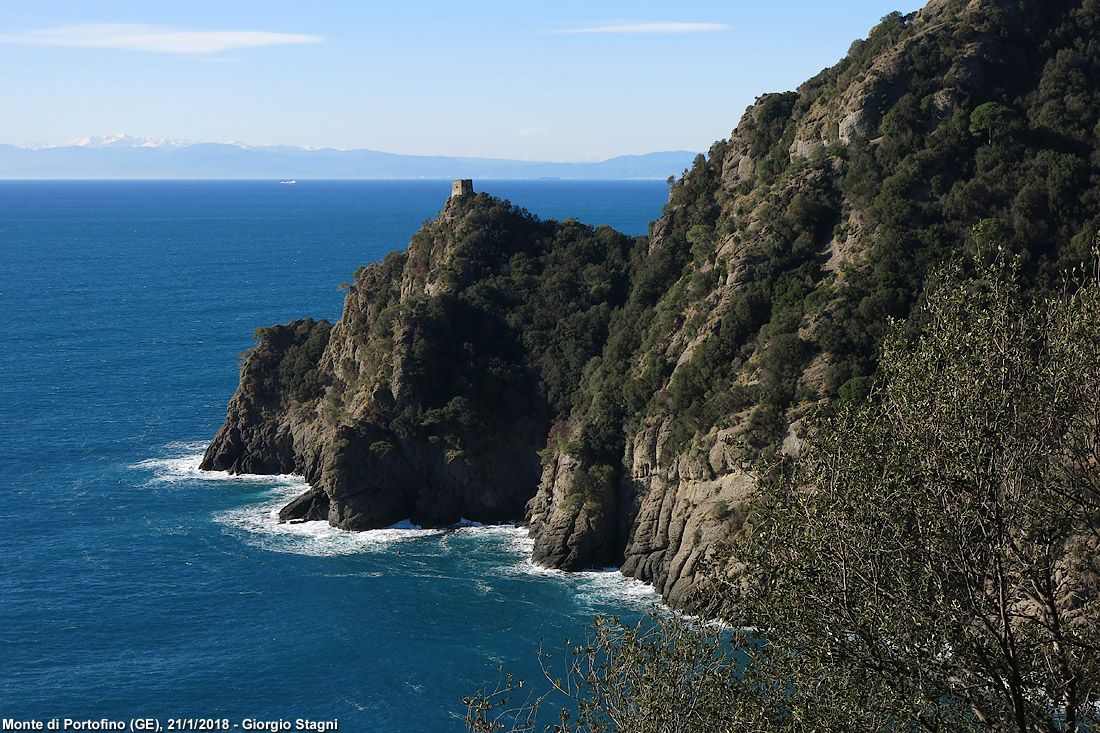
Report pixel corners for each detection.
[203,191,637,533]
[526,0,1100,610]
[205,0,1100,610]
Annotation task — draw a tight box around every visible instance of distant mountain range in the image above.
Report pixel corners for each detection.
[0,136,698,180]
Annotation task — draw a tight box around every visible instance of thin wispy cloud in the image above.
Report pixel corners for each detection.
[549,22,729,35]
[0,24,323,54]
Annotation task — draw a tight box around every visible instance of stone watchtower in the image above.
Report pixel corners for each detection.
[451,179,474,199]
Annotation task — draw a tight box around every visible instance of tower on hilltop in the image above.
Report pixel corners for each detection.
[451,179,474,199]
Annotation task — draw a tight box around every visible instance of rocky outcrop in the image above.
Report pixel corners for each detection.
[204,191,634,534]
[201,319,330,481]
[526,449,623,571]
[525,416,756,609]
[617,424,756,611]
[202,196,549,530]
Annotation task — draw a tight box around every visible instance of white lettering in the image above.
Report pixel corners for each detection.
[241,721,290,732]
[61,721,124,731]
[295,721,338,732]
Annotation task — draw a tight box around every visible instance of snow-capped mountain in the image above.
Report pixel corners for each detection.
[0,136,697,180]
[19,134,194,150]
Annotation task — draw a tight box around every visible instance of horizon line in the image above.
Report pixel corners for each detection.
[2,138,700,165]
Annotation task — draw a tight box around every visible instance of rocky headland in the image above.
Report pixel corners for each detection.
[205,0,1100,611]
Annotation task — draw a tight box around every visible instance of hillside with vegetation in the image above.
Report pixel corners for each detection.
[204,0,1100,610]
[528,0,1100,608]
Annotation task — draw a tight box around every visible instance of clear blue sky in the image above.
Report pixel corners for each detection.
[0,1,924,161]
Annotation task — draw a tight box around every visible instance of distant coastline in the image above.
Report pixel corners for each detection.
[0,138,697,180]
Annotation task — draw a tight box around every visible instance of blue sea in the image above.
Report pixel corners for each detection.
[0,180,669,731]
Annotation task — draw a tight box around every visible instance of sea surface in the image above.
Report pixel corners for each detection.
[0,180,669,731]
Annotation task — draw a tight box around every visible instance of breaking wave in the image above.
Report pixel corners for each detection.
[134,441,661,605]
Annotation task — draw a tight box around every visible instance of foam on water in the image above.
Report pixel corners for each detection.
[133,440,663,603]
[489,530,662,610]
[231,500,658,606]
[131,441,303,488]
[213,486,452,557]
[453,517,486,527]
[129,443,434,556]
[566,570,662,612]
[216,506,448,557]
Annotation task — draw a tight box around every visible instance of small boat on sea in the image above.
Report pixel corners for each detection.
[280,179,297,184]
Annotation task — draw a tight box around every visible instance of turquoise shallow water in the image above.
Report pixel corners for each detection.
[0,180,667,730]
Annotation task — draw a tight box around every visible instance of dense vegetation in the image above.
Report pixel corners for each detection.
[247,318,333,404]
[724,263,1100,731]
[527,0,1100,536]
[246,0,1100,552]
[467,264,1100,732]
[307,195,641,475]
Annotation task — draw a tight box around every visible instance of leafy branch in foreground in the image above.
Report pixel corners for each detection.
[464,614,751,733]
[724,260,1100,731]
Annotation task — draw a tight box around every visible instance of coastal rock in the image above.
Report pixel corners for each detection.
[279,487,330,522]
[526,449,622,571]
[614,421,755,610]
[204,191,630,536]
[200,319,330,481]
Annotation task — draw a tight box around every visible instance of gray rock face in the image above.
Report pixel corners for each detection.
[200,319,329,482]
[523,412,755,610]
[617,423,755,611]
[202,199,547,532]
[789,136,824,160]
[838,109,876,144]
[526,451,622,571]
